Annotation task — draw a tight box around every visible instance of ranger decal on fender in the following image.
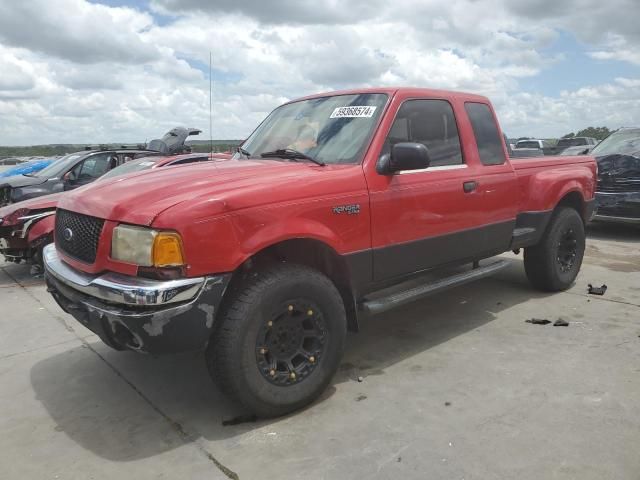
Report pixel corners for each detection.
[332,204,360,215]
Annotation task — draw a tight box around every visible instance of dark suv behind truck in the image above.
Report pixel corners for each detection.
[591,128,640,224]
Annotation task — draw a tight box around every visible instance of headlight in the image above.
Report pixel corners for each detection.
[111,225,185,267]
[1,207,29,227]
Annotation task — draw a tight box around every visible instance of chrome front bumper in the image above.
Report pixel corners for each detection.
[43,244,232,353]
[43,244,204,306]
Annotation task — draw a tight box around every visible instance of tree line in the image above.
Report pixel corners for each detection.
[0,141,242,159]
[561,126,612,141]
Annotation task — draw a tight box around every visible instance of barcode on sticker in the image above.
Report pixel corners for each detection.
[330,106,377,118]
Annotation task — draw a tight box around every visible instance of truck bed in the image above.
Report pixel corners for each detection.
[512,154,595,171]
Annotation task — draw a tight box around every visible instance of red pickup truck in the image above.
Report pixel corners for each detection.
[44,88,597,417]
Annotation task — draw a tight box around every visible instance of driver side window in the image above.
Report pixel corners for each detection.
[383,99,463,167]
[76,154,112,181]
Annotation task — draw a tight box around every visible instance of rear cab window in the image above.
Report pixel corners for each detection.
[464,102,506,165]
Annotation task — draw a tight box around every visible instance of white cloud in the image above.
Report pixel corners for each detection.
[0,0,639,144]
[0,0,160,64]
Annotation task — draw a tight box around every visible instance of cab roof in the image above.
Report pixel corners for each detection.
[288,87,490,105]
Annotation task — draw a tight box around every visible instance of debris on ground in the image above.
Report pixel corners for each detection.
[356,395,367,402]
[588,284,607,295]
[444,401,451,406]
[526,318,552,325]
[357,376,364,382]
[553,318,569,327]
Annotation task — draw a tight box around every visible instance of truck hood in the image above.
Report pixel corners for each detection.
[0,192,62,226]
[596,153,640,180]
[2,192,62,213]
[0,175,48,189]
[58,159,357,226]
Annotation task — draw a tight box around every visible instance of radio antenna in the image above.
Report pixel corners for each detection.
[209,51,213,153]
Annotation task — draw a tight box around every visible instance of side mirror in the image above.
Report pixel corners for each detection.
[377,142,431,175]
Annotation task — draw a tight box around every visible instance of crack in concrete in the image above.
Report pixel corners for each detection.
[1,265,240,480]
[0,337,80,360]
[563,290,640,308]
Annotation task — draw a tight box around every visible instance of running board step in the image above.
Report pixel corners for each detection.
[360,260,509,316]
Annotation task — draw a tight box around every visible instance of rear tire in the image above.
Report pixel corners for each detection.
[206,263,347,418]
[524,207,585,291]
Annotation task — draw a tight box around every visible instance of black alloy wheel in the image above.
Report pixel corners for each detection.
[556,227,578,273]
[256,300,327,386]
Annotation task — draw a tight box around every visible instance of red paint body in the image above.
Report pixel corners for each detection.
[55,88,597,282]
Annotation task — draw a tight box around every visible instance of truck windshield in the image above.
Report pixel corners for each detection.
[591,129,640,157]
[237,93,388,165]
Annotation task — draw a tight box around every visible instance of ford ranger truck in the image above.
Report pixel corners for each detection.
[44,88,597,417]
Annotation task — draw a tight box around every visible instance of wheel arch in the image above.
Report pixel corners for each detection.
[555,190,587,222]
[226,238,362,332]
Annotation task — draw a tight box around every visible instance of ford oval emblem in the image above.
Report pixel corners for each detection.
[63,228,73,242]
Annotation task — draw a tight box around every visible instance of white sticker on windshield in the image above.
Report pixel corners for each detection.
[139,161,155,166]
[330,106,377,119]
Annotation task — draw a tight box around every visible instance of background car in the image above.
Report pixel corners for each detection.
[549,136,598,155]
[591,127,640,224]
[559,145,593,156]
[0,126,200,207]
[514,139,546,150]
[0,152,229,268]
[0,157,59,178]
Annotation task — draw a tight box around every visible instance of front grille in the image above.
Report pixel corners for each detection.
[597,179,640,193]
[55,209,104,263]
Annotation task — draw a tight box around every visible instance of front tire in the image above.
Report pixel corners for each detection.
[524,207,585,291]
[206,263,347,418]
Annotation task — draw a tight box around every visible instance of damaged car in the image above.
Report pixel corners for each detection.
[0,127,201,208]
[0,151,225,266]
[549,136,598,156]
[591,127,640,224]
[0,157,60,179]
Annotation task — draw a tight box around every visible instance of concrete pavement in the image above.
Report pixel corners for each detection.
[0,222,638,479]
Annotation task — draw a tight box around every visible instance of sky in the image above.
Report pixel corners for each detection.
[0,0,639,145]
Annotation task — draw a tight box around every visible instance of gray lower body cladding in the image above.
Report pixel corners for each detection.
[45,271,231,354]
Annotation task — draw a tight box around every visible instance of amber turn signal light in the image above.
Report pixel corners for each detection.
[152,232,185,267]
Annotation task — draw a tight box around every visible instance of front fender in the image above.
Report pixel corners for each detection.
[239,217,345,260]
[28,214,55,244]
[177,196,371,278]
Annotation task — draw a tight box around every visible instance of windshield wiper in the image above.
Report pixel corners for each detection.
[260,148,325,166]
[22,173,35,177]
[236,146,252,158]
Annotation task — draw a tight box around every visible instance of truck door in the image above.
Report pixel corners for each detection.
[462,101,519,254]
[366,97,496,282]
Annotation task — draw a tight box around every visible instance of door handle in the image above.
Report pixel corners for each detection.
[463,181,477,193]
